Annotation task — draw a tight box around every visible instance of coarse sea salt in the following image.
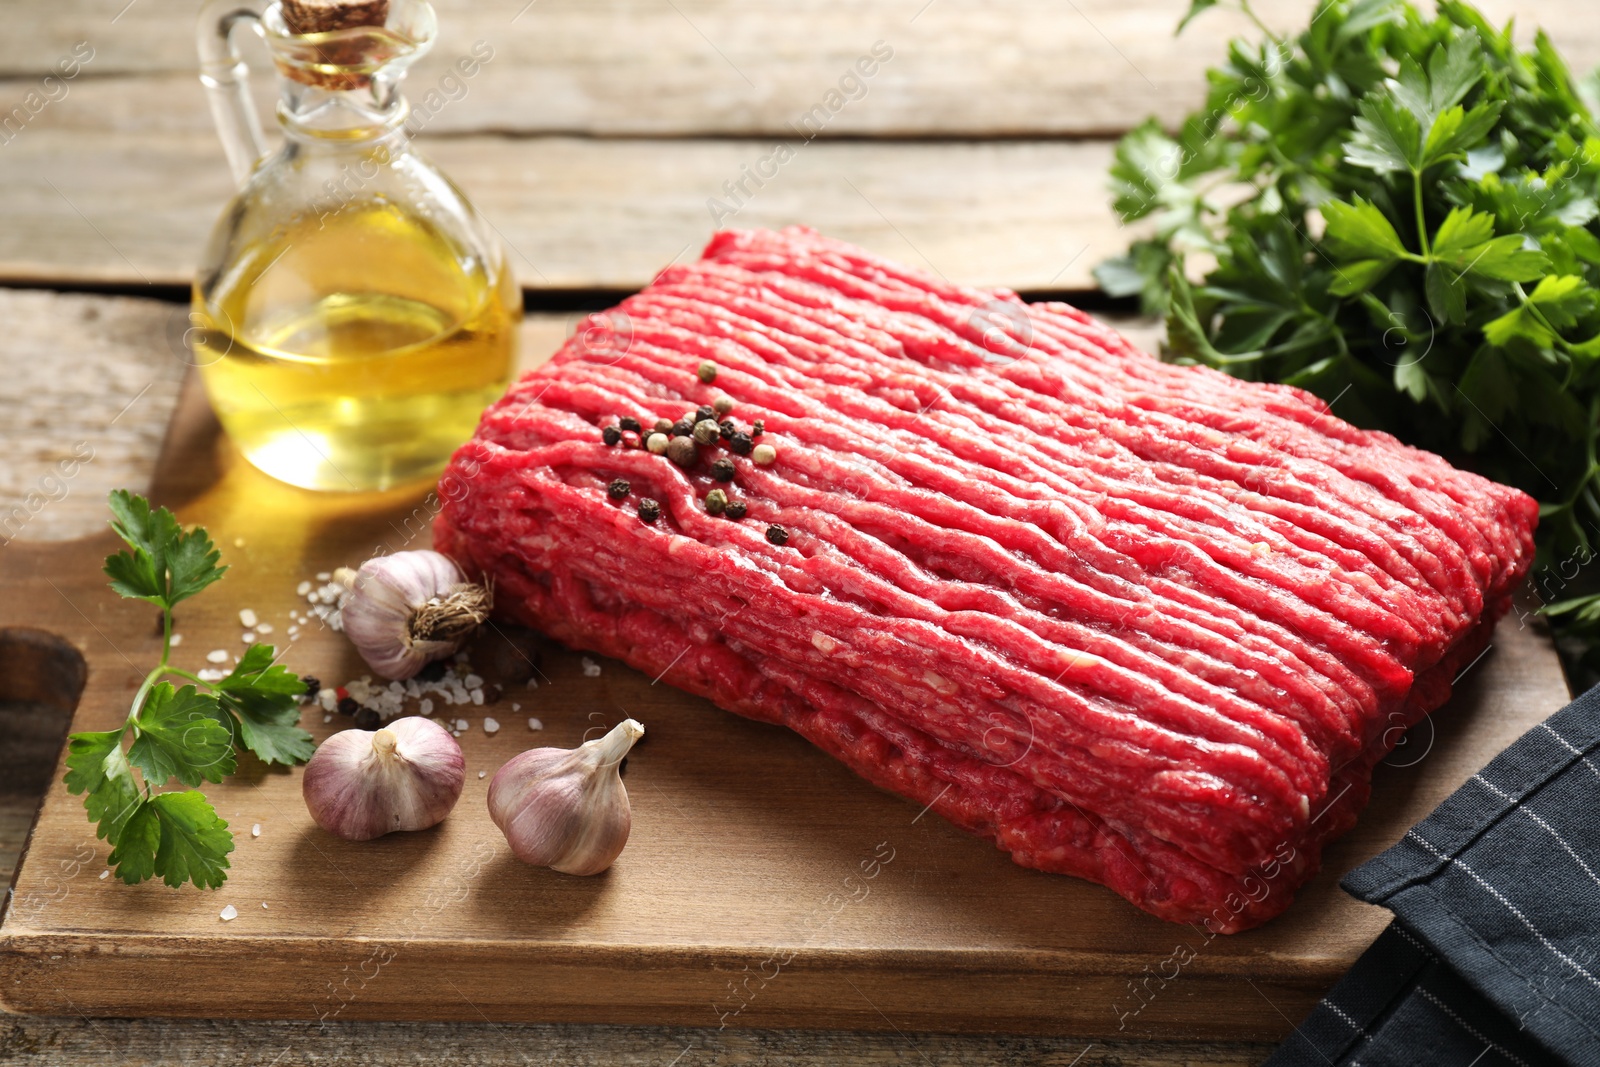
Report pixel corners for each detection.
[241,632,256,644]
[455,718,470,732]
[581,657,602,677]
[483,717,499,734]
[528,718,543,731]
[169,633,183,646]
[219,905,238,921]
[256,622,273,634]
[239,608,258,628]
[478,771,486,779]
[206,649,229,663]
[297,580,312,596]
[251,823,261,838]
[99,870,109,880]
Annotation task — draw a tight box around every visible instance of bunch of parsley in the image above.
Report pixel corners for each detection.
[1097,0,1600,670]
[64,491,314,889]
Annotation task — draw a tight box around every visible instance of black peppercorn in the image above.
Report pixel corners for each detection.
[602,425,622,446]
[719,419,736,440]
[353,707,381,730]
[730,431,754,456]
[301,675,321,700]
[711,457,736,482]
[337,696,360,717]
[607,478,631,501]
[619,415,641,433]
[638,497,661,524]
[725,501,747,520]
[752,419,764,436]
[695,405,716,425]
[671,419,694,438]
[766,524,788,545]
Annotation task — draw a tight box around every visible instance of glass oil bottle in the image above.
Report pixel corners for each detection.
[193,0,518,491]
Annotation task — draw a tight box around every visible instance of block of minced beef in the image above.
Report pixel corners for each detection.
[436,226,1537,931]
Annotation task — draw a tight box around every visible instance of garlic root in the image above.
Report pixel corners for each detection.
[337,550,491,680]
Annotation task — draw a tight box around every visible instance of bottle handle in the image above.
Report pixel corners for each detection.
[197,0,271,188]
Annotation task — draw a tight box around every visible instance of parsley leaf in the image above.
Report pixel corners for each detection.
[107,799,159,885]
[71,491,315,890]
[127,684,237,787]
[1347,96,1423,173]
[212,645,315,766]
[1101,0,1600,681]
[64,730,141,845]
[1323,199,1409,260]
[106,792,233,889]
[1424,102,1504,167]
[1323,199,1409,295]
[147,792,233,890]
[103,489,226,610]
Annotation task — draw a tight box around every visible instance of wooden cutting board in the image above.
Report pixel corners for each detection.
[0,368,1572,1042]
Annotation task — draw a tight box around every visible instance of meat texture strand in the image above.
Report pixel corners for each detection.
[437,227,1537,931]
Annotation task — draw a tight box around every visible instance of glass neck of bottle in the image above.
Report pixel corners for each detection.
[278,76,409,144]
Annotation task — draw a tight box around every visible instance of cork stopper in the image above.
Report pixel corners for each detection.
[281,0,390,34]
[276,0,392,90]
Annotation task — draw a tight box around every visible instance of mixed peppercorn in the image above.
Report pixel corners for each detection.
[595,361,786,538]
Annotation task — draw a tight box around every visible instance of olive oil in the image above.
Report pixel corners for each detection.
[193,201,518,492]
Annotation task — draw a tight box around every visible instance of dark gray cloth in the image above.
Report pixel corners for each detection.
[1266,682,1600,1067]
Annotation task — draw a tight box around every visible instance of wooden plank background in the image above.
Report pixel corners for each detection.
[0,0,1593,292]
[1,0,1591,1062]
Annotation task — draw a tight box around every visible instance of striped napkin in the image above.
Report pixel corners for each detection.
[1267,681,1600,1067]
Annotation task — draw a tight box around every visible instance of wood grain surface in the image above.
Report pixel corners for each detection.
[0,302,1572,1041]
[4,0,1594,137]
[5,0,1595,295]
[0,297,1159,548]
[1,132,1122,293]
[3,0,1590,1058]
[0,291,187,545]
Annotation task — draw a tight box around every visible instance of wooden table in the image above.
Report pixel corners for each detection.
[0,1,1587,1063]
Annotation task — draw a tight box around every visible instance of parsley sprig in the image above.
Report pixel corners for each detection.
[1097,0,1600,673]
[64,491,314,888]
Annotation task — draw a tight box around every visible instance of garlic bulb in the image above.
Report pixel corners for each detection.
[487,719,644,875]
[338,550,490,680]
[303,716,466,841]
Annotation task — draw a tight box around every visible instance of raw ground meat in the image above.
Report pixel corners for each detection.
[436,227,1537,931]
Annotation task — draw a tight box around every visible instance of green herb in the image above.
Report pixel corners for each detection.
[63,491,314,888]
[1097,0,1600,666]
